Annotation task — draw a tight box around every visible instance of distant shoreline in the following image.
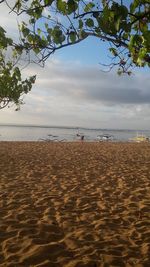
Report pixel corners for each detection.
[0,123,149,132]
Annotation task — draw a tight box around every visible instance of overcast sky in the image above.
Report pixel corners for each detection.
[0,1,150,130]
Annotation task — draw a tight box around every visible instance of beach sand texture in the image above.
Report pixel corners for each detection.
[0,142,150,267]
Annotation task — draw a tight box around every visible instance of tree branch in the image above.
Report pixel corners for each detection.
[130,10,150,25]
[86,32,128,48]
[75,10,102,19]
[40,35,89,62]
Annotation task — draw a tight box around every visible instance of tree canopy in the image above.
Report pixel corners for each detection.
[0,25,36,109]
[0,0,150,108]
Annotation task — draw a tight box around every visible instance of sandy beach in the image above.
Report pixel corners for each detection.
[0,142,150,267]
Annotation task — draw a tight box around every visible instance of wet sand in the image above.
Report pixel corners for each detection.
[0,142,150,267]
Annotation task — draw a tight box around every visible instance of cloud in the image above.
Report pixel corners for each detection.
[24,60,150,106]
[5,59,147,130]
[1,66,150,129]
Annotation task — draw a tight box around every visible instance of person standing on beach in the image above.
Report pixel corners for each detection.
[81,135,84,141]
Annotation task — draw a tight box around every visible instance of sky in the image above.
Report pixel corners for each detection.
[0,1,150,130]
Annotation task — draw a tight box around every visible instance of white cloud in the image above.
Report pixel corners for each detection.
[1,59,150,130]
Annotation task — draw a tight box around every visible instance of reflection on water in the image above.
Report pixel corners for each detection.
[0,125,150,142]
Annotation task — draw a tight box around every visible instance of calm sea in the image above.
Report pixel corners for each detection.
[0,125,150,142]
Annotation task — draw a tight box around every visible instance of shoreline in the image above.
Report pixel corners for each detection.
[0,140,150,143]
[0,142,150,266]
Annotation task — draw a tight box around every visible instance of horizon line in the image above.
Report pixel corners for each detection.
[0,123,149,132]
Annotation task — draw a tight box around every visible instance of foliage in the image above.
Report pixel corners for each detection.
[0,26,36,109]
[9,0,150,74]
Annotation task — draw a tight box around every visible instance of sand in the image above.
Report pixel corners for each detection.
[0,142,150,267]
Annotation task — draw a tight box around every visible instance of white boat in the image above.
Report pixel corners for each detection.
[96,134,114,142]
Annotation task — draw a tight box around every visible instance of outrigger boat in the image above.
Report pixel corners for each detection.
[130,133,149,143]
[96,134,114,141]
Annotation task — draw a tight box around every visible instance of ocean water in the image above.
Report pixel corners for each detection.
[0,125,150,142]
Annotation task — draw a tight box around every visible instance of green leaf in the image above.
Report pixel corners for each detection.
[37,28,41,35]
[52,26,65,44]
[130,0,139,13]
[129,34,143,47]
[44,0,54,5]
[109,48,118,56]
[29,18,36,24]
[123,32,129,40]
[123,22,131,33]
[27,33,34,43]
[114,17,121,32]
[119,5,128,19]
[69,31,76,43]
[143,30,150,49]
[84,2,95,12]
[67,0,78,14]
[86,18,94,28]
[47,28,52,34]
[45,23,49,30]
[0,26,6,34]
[33,47,40,54]
[22,27,30,37]
[79,19,83,29]
[15,46,23,55]
[57,0,67,14]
